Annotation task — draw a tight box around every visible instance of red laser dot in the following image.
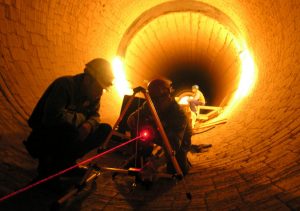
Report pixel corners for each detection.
[140,129,151,141]
[143,131,148,137]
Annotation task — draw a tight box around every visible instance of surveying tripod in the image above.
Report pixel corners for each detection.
[55,86,192,207]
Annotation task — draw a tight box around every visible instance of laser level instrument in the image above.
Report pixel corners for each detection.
[55,86,192,208]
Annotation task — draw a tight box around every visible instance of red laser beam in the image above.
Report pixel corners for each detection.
[0,135,142,202]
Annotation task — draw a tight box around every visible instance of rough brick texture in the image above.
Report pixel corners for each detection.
[0,0,299,210]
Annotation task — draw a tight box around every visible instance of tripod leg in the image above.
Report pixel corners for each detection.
[101,93,139,149]
[142,90,192,200]
[53,170,101,208]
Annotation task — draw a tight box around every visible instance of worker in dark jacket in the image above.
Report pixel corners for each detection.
[24,58,114,179]
[127,79,192,179]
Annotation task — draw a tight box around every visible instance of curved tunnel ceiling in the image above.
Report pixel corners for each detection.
[0,0,299,209]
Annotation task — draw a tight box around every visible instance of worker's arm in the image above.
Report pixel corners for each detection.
[83,99,101,131]
[42,78,87,129]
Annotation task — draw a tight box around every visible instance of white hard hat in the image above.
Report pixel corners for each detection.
[84,58,114,89]
[192,85,199,89]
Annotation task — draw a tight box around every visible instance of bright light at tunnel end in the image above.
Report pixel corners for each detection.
[176,42,257,121]
[237,48,256,98]
[112,56,133,97]
[112,35,256,121]
[222,41,257,118]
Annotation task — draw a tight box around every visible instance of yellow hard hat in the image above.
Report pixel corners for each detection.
[84,58,114,89]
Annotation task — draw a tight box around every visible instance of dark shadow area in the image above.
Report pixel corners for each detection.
[117,95,146,134]
[113,174,178,210]
[1,171,62,211]
[1,132,299,210]
[60,180,98,211]
[167,62,215,105]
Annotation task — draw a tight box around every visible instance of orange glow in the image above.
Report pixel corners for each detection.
[237,49,256,98]
[222,41,257,118]
[112,56,133,97]
[178,96,190,105]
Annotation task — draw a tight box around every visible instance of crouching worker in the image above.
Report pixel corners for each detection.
[23,58,114,183]
[127,79,192,182]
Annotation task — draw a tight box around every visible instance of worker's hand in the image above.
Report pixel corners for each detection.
[78,122,92,141]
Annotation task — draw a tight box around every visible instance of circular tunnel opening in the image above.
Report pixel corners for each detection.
[117,1,252,117]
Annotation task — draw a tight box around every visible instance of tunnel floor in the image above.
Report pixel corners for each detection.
[0,120,298,211]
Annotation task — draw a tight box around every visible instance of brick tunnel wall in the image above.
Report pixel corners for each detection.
[0,0,299,210]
